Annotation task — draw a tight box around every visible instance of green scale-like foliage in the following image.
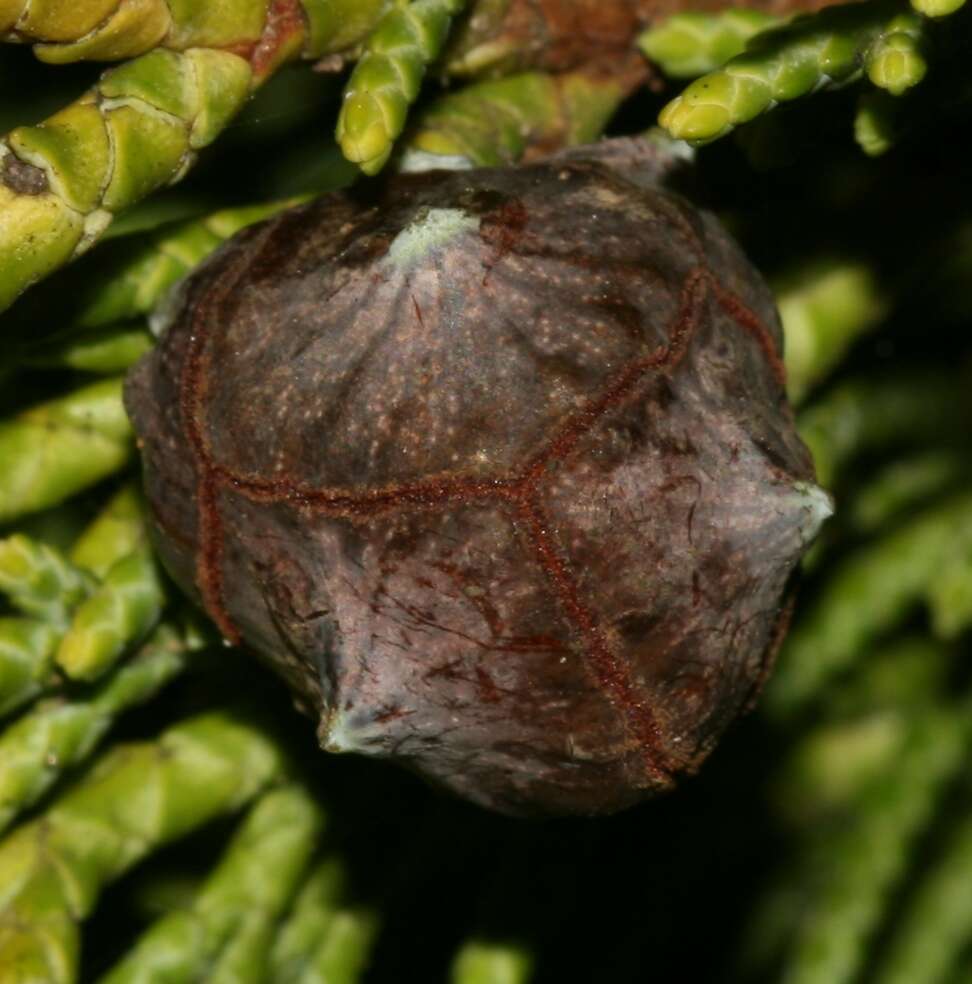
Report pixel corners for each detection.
[337,0,467,174]
[0,0,390,311]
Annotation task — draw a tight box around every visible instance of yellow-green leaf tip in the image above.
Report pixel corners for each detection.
[867,36,927,95]
[910,0,966,16]
[658,97,732,143]
[337,93,393,171]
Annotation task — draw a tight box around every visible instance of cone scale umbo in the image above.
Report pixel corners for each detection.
[126,139,831,816]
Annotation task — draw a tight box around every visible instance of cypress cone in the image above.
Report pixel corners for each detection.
[126,139,830,816]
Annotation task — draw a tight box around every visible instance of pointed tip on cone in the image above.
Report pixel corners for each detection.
[791,480,834,544]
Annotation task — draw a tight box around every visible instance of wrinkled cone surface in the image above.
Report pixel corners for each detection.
[126,141,828,816]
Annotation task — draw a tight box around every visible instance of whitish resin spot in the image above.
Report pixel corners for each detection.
[385,207,478,269]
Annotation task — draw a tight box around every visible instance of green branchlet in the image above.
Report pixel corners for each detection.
[269,859,347,981]
[439,0,557,77]
[450,939,535,984]
[98,784,323,984]
[797,370,966,489]
[773,712,905,827]
[1,0,392,64]
[0,535,93,716]
[740,632,952,980]
[872,803,972,984]
[337,0,468,174]
[910,0,967,18]
[70,484,146,579]
[864,13,927,96]
[848,451,966,536]
[0,378,133,524]
[766,493,972,718]
[771,636,948,826]
[66,199,303,332]
[0,47,254,312]
[0,534,91,626]
[270,859,378,984]
[658,2,923,144]
[1,0,172,63]
[926,542,972,640]
[56,544,165,681]
[639,10,783,79]
[822,636,950,721]
[405,69,634,168]
[23,321,153,373]
[0,486,158,709]
[0,616,60,718]
[294,911,378,984]
[779,706,966,984]
[777,258,888,404]
[0,710,287,984]
[0,623,189,835]
[854,90,901,155]
[0,1,401,309]
[302,0,393,60]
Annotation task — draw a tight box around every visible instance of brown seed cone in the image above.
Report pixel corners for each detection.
[446,0,854,77]
[126,140,829,816]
